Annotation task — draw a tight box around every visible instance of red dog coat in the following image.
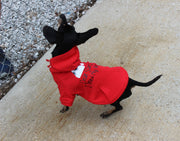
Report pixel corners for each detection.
[48,46,129,106]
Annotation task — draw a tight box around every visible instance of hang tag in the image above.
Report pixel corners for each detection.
[71,63,85,78]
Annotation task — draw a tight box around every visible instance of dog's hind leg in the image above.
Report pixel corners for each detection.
[100,84,132,118]
[100,103,123,118]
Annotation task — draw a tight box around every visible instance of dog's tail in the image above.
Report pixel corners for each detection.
[131,75,162,87]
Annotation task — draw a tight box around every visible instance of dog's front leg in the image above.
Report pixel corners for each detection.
[60,106,69,113]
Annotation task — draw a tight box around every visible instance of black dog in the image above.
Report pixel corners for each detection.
[43,14,162,118]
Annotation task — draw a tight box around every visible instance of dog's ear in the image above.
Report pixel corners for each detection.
[58,14,73,33]
[58,14,75,32]
[58,14,67,32]
[76,28,99,45]
[43,26,59,44]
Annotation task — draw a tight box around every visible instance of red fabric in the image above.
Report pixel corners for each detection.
[48,46,129,106]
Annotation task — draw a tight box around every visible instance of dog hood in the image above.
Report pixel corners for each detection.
[48,46,80,72]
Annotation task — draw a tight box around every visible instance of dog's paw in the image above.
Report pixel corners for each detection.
[100,106,123,118]
[60,106,69,113]
[100,112,111,118]
[100,110,116,118]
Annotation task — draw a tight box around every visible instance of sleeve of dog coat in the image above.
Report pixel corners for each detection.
[59,88,75,107]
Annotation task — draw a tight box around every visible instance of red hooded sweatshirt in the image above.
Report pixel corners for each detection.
[48,46,128,106]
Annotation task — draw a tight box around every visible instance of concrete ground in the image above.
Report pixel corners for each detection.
[0,0,180,140]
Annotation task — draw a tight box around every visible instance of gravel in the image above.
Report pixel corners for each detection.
[0,0,97,99]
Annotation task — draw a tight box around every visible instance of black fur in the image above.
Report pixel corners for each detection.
[43,14,162,118]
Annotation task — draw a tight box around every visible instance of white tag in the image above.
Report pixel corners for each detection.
[71,63,85,78]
